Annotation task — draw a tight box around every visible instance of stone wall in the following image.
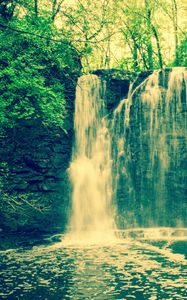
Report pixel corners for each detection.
[0,72,77,232]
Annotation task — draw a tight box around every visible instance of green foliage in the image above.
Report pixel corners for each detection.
[178,38,187,66]
[59,0,186,71]
[0,14,80,128]
[1,0,186,74]
[0,4,81,231]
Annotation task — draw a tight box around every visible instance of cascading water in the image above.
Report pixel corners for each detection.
[65,67,186,242]
[112,67,187,228]
[66,75,116,242]
[111,85,137,228]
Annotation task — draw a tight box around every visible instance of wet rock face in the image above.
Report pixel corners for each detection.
[93,69,136,110]
[0,121,73,231]
[1,122,71,193]
[0,70,77,231]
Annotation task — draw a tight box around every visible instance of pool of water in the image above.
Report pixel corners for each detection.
[0,228,187,300]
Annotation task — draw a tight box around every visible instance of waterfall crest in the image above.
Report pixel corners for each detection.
[66,75,116,242]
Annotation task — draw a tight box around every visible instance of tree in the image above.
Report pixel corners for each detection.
[0,1,81,128]
[171,0,179,65]
[118,0,165,71]
[157,0,186,66]
[53,0,119,71]
[0,0,186,74]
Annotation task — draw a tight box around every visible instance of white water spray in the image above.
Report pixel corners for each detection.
[66,75,116,242]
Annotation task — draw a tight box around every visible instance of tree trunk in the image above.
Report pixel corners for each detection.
[152,25,163,69]
[172,0,179,65]
[52,0,64,22]
[132,42,139,71]
[34,0,38,17]
[144,0,153,69]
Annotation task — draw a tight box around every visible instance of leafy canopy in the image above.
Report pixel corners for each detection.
[0,13,79,128]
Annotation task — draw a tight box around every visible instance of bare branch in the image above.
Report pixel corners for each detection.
[52,0,64,22]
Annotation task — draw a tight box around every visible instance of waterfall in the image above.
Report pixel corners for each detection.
[111,85,137,228]
[65,67,186,242]
[66,75,116,242]
[112,67,187,228]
